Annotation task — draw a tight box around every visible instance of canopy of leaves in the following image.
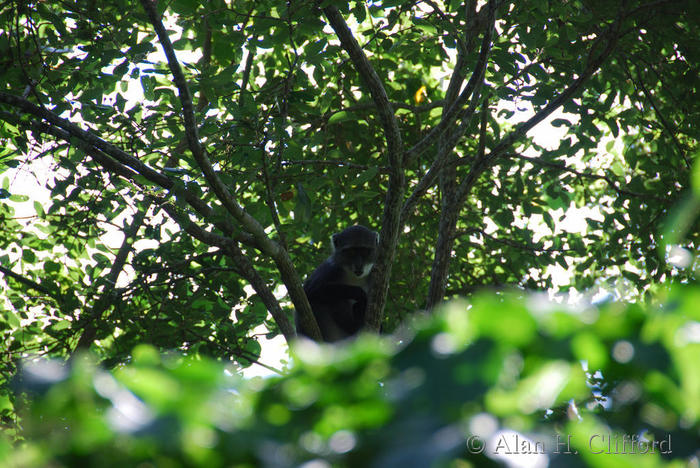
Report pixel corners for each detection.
[1,0,698,361]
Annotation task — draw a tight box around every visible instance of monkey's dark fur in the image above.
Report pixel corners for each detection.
[297,225,379,342]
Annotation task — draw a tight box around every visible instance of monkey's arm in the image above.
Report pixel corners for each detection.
[307,283,366,334]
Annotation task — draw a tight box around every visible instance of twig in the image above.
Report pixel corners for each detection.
[500,152,668,202]
[623,63,690,170]
[455,228,578,255]
[280,159,387,172]
[75,202,152,350]
[453,4,628,207]
[486,10,624,160]
[0,265,56,297]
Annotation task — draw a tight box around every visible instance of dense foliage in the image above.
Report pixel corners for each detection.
[0,0,699,465]
[5,285,699,467]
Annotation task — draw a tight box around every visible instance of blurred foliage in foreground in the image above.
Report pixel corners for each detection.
[3,284,699,468]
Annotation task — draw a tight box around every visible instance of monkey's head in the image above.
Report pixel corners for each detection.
[331,225,379,278]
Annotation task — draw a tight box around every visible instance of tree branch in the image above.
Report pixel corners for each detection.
[140,0,320,340]
[623,63,690,170]
[75,202,152,350]
[324,99,445,120]
[321,4,407,331]
[280,159,388,173]
[0,265,57,297]
[454,6,626,206]
[139,0,270,248]
[400,1,496,224]
[425,96,491,310]
[455,228,577,255]
[157,203,296,342]
[404,0,497,162]
[486,12,624,161]
[321,6,403,157]
[0,92,173,187]
[0,93,255,248]
[500,152,668,202]
[1,91,315,341]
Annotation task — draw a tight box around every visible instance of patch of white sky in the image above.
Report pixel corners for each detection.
[2,6,622,377]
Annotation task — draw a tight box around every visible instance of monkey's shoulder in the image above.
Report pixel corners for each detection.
[303,260,342,292]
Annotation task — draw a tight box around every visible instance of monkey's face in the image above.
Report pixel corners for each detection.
[336,246,376,278]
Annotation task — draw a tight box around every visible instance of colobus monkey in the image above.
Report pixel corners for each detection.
[297,225,379,342]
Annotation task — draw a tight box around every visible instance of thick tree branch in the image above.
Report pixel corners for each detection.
[421,1,500,311]
[140,0,320,340]
[400,93,485,225]
[321,6,403,157]
[425,99,491,310]
[418,7,631,309]
[321,5,406,331]
[0,92,173,187]
[400,1,496,224]
[0,92,315,341]
[139,0,272,250]
[0,93,252,247]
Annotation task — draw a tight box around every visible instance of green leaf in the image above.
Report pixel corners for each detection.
[295,182,312,222]
[550,118,571,127]
[22,249,36,263]
[327,111,357,125]
[571,332,608,370]
[354,167,378,185]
